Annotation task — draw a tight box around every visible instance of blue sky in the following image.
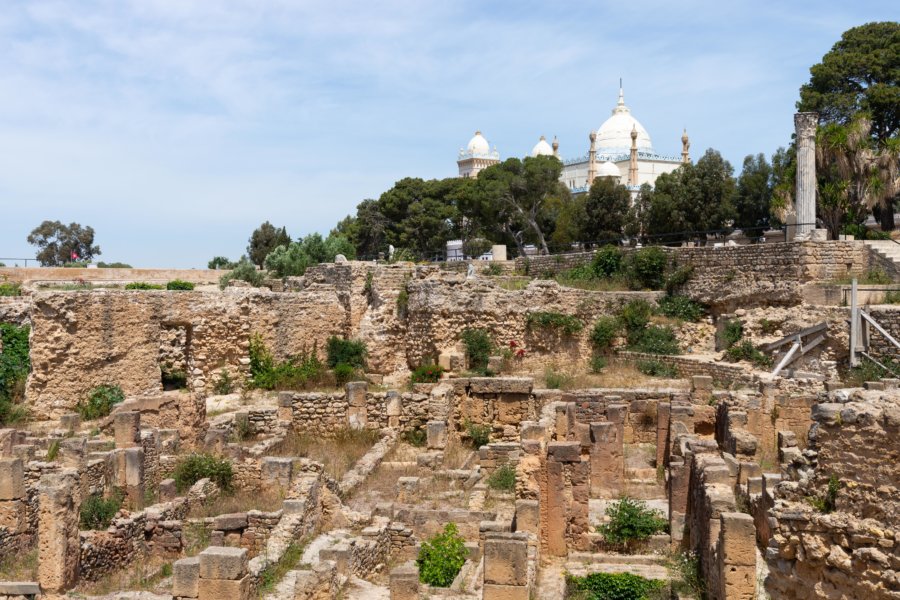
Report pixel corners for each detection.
[0,1,895,268]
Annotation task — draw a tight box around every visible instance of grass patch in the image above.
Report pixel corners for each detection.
[543,366,574,390]
[271,428,379,480]
[526,311,584,335]
[75,384,125,420]
[566,571,664,600]
[487,464,516,492]
[80,490,125,530]
[172,453,234,493]
[258,539,311,594]
[0,547,37,581]
[188,485,286,519]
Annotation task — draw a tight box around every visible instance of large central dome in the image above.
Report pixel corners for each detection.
[596,88,653,154]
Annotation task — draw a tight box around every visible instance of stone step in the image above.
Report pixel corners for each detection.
[568,551,667,566]
[565,561,670,581]
[625,467,658,479]
[623,480,666,500]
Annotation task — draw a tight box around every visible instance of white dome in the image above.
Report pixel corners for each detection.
[466,131,491,155]
[596,88,653,153]
[597,161,621,178]
[531,135,554,157]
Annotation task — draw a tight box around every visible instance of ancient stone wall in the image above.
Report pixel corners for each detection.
[867,306,900,360]
[0,267,224,286]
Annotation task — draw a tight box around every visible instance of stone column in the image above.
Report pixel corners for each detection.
[114,411,141,448]
[655,402,671,468]
[483,532,530,599]
[794,112,818,238]
[197,546,249,600]
[38,470,81,594]
[717,512,756,600]
[589,422,623,497]
[543,442,588,556]
[346,381,368,430]
[0,458,27,545]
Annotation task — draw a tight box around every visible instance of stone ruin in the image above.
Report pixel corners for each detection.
[0,238,898,599]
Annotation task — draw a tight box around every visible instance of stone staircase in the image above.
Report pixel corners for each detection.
[864,240,900,275]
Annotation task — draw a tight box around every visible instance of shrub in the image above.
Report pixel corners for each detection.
[80,490,124,530]
[232,413,251,442]
[590,355,607,373]
[597,497,668,549]
[669,551,705,598]
[664,264,694,294]
[0,282,22,297]
[590,317,620,352]
[396,286,409,318]
[248,336,327,391]
[326,337,367,369]
[567,572,665,600]
[722,319,744,349]
[76,384,125,420]
[0,324,30,425]
[219,258,264,289]
[629,325,680,355]
[809,474,841,513]
[45,440,60,462]
[487,464,516,491]
[629,247,667,290]
[592,245,623,278]
[212,368,235,395]
[97,261,132,268]
[544,367,572,390]
[461,328,492,372]
[618,300,652,336]
[401,427,427,447]
[465,419,491,448]
[332,363,357,385]
[560,264,596,281]
[416,523,467,587]
[636,359,678,378]
[484,263,503,276]
[656,295,703,322]
[861,268,892,284]
[172,453,233,492]
[166,279,195,291]
[526,311,584,336]
[725,340,773,368]
[161,364,188,390]
[125,282,164,290]
[411,363,444,384]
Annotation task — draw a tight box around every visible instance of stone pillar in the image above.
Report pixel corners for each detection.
[794,112,818,238]
[346,381,368,430]
[0,458,27,544]
[483,532,530,599]
[513,499,539,535]
[544,442,588,556]
[389,562,419,600]
[386,392,402,428]
[668,455,690,547]
[426,421,447,449]
[124,446,145,506]
[172,556,200,598]
[197,546,250,600]
[38,470,81,594]
[717,512,756,600]
[589,422,623,497]
[114,411,141,448]
[655,402,671,468]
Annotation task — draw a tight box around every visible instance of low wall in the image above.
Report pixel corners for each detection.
[614,352,758,387]
[0,267,226,286]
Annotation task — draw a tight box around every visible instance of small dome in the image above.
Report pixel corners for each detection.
[531,135,554,157]
[597,161,621,178]
[466,131,490,155]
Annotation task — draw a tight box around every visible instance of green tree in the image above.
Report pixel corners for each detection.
[208,256,236,270]
[547,194,587,251]
[350,199,389,259]
[734,153,774,235]
[583,177,631,243]
[247,222,290,267]
[799,22,900,230]
[27,221,101,266]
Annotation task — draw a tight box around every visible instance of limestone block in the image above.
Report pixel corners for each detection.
[389,561,419,600]
[513,500,539,534]
[37,470,80,593]
[547,441,580,463]
[0,582,40,596]
[519,421,544,442]
[692,375,713,392]
[386,394,402,417]
[213,513,248,532]
[0,498,27,533]
[319,543,350,573]
[172,556,200,598]
[159,478,177,502]
[483,583,530,600]
[198,575,250,600]
[348,407,367,430]
[114,411,141,447]
[0,458,24,500]
[484,533,528,586]
[606,403,627,424]
[346,381,368,408]
[59,413,80,431]
[198,546,248,580]
[438,351,464,372]
[261,457,293,487]
[426,421,447,450]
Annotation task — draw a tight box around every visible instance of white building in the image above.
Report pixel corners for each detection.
[457,131,500,178]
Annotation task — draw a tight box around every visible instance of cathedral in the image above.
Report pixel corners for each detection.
[456,85,690,195]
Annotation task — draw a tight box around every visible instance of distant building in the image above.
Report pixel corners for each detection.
[457,131,500,178]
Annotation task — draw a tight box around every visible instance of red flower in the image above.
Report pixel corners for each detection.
[515,348,526,358]
[509,340,518,348]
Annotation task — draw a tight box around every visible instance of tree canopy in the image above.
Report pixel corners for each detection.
[27,221,101,266]
[247,222,290,267]
[582,177,631,243]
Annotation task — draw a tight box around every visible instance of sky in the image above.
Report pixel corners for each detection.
[0,1,896,268]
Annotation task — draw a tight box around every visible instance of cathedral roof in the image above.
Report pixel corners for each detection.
[531,135,554,157]
[596,87,653,154]
[597,161,620,178]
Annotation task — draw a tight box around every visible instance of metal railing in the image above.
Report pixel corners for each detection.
[0,258,37,267]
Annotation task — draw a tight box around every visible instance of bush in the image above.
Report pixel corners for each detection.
[416,523,467,587]
[161,364,188,390]
[566,572,664,600]
[526,311,584,336]
[166,279,195,291]
[401,427,427,447]
[725,340,773,368]
[592,245,623,278]
[326,337,367,369]
[809,474,841,513]
[219,257,264,289]
[172,453,233,493]
[590,355,607,373]
[636,359,678,378]
[629,325,680,355]
[248,335,327,391]
[722,319,744,349]
[656,295,703,322]
[487,464,516,491]
[411,363,444,384]
[332,363,357,385]
[125,282,164,290]
[597,497,668,549]
[76,384,125,420]
[212,368,235,395]
[618,300,652,336]
[0,323,30,423]
[669,551,705,598]
[461,328,492,372]
[544,367,572,390]
[590,317,620,352]
[97,261,132,268]
[396,286,409,318]
[664,264,694,294]
[629,247,667,290]
[0,282,22,296]
[80,490,124,530]
[465,419,491,448]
